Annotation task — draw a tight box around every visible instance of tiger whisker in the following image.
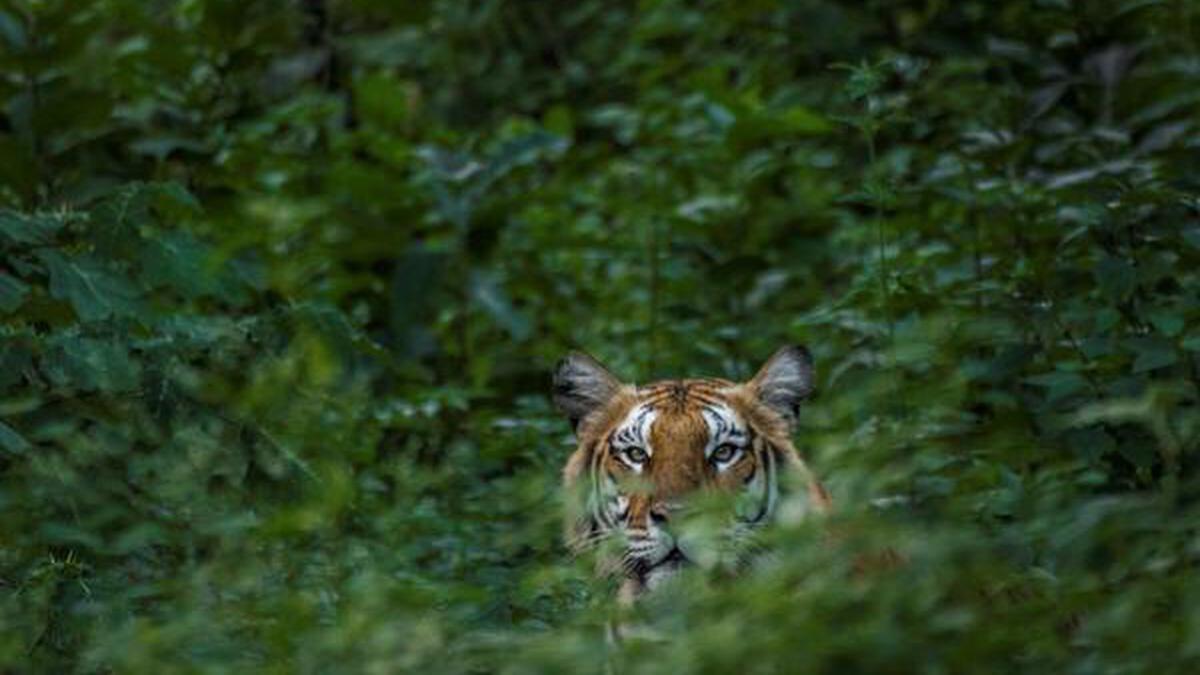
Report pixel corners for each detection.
[567,528,612,553]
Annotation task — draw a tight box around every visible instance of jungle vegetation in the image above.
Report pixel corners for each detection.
[1,0,1198,672]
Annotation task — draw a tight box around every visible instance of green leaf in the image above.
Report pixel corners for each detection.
[477,131,569,188]
[0,10,26,51]
[542,104,575,138]
[1095,256,1135,301]
[1023,371,1089,404]
[43,335,141,393]
[129,136,210,161]
[89,182,198,245]
[0,338,33,389]
[1128,337,1178,373]
[833,59,887,100]
[0,210,63,246]
[140,231,216,298]
[0,271,30,312]
[0,419,30,454]
[147,314,250,350]
[355,72,420,130]
[390,246,446,358]
[149,181,203,213]
[37,249,142,322]
[1092,308,1120,332]
[1118,437,1158,470]
[778,105,832,134]
[1147,309,1184,337]
[1183,227,1200,250]
[471,271,532,341]
[1065,427,1116,463]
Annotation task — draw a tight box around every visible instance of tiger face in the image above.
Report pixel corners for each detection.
[554,346,831,598]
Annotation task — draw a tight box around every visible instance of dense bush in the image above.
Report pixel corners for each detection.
[1,0,1198,671]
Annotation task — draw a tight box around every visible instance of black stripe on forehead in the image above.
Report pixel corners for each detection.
[701,404,747,445]
[635,404,653,427]
[611,404,654,448]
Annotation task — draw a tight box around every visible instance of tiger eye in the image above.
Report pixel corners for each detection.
[711,444,739,464]
[624,446,648,463]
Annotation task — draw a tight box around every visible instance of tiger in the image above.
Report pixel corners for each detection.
[553,345,832,603]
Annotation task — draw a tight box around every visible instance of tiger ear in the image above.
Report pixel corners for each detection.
[747,345,815,426]
[553,351,624,432]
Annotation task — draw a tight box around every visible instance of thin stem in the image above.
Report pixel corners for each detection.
[866,127,897,410]
[867,131,893,347]
[23,10,43,206]
[648,218,660,375]
[971,208,983,313]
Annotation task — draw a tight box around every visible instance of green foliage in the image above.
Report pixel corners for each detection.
[1,0,1199,672]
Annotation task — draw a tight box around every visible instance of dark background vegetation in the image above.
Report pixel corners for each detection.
[1,0,1198,671]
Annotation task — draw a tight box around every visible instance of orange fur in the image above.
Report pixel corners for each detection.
[556,348,830,596]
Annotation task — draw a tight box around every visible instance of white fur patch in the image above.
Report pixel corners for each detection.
[610,404,657,472]
[699,403,748,466]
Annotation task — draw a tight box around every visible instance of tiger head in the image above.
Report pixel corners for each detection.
[553,346,831,597]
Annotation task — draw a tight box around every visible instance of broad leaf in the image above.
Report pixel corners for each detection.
[0,272,29,312]
[0,210,63,246]
[0,419,29,454]
[37,249,142,322]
